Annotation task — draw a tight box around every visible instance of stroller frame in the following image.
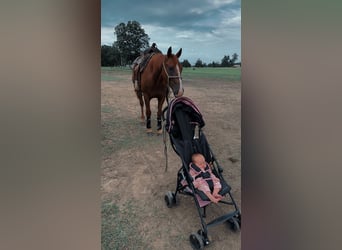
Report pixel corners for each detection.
[162,97,241,249]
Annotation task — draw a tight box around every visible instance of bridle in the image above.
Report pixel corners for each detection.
[162,60,183,105]
[162,61,182,84]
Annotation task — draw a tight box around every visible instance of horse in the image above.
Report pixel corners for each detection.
[135,46,184,134]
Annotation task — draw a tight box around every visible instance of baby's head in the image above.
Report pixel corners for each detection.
[192,153,206,169]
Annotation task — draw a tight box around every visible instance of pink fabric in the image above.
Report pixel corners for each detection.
[195,194,211,207]
[189,163,221,193]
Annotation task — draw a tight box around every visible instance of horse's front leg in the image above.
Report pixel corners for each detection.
[156,97,165,135]
[143,96,153,134]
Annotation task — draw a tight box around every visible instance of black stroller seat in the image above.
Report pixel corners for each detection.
[163,96,241,249]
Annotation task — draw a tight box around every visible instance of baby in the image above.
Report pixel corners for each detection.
[189,153,223,203]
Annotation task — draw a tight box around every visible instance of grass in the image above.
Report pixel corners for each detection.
[182,67,241,81]
[101,118,136,158]
[101,65,241,249]
[101,100,152,249]
[101,105,162,159]
[101,66,131,73]
[101,199,149,250]
[101,66,241,82]
[101,67,131,81]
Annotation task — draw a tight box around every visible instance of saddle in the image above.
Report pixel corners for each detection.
[132,52,161,90]
[139,53,156,73]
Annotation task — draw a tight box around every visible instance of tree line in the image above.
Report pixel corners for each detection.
[101,20,240,68]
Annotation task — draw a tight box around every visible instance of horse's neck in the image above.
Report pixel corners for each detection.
[149,55,165,79]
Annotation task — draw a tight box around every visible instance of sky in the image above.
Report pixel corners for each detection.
[101,0,241,65]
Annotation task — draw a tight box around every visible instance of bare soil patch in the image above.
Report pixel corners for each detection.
[101,69,241,249]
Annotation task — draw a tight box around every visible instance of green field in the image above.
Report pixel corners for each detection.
[182,67,240,81]
[101,67,131,81]
[101,66,241,82]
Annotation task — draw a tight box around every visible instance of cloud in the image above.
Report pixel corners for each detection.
[101,0,241,64]
[220,9,241,27]
[189,8,205,15]
[101,27,115,46]
[210,0,237,7]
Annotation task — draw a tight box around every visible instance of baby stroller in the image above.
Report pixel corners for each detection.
[162,96,241,249]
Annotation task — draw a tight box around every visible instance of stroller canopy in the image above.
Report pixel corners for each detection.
[164,97,208,165]
[165,96,205,137]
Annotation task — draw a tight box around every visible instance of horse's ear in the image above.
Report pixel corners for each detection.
[176,48,182,58]
[167,47,172,57]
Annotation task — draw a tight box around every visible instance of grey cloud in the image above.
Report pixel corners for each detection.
[101,0,240,64]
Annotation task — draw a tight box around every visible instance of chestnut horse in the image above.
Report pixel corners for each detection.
[135,46,184,134]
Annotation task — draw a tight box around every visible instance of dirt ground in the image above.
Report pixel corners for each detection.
[101,70,241,249]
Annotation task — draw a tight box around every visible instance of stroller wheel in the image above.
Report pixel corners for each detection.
[164,191,175,208]
[197,230,210,246]
[235,213,241,228]
[228,217,240,232]
[189,233,204,249]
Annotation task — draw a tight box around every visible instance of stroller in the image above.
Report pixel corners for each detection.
[162,96,241,249]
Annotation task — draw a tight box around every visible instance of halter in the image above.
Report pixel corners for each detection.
[162,61,183,105]
[162,61,182,84]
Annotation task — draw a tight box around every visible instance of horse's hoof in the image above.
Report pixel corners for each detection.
[146,128,153,135]
[156,129,162,135]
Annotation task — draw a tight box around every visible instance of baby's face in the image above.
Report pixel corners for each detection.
[195,155,206,169]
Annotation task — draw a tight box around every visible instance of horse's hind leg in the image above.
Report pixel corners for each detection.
[143,96,153,134]
[138,95,145,123]
[135,90,145,123]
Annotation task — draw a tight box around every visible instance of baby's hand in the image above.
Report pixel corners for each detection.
[214,194,223,199]
[213,198,220,203]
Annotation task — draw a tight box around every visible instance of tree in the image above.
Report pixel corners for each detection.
[181,59,191,67]
[208,61,220,67]
[195,59,203,67]
[221,53,239,67]
[114,21,150,65]
[230,53,239,65]
[101,45,120,66]
[221,55,231,67]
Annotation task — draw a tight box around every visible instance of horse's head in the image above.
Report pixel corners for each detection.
[163,47,184,97]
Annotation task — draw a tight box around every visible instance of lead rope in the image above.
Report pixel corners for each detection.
[162,62,171,106]
[162,62,170,172]
[163,119,168,172]
[162,60,182,172]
